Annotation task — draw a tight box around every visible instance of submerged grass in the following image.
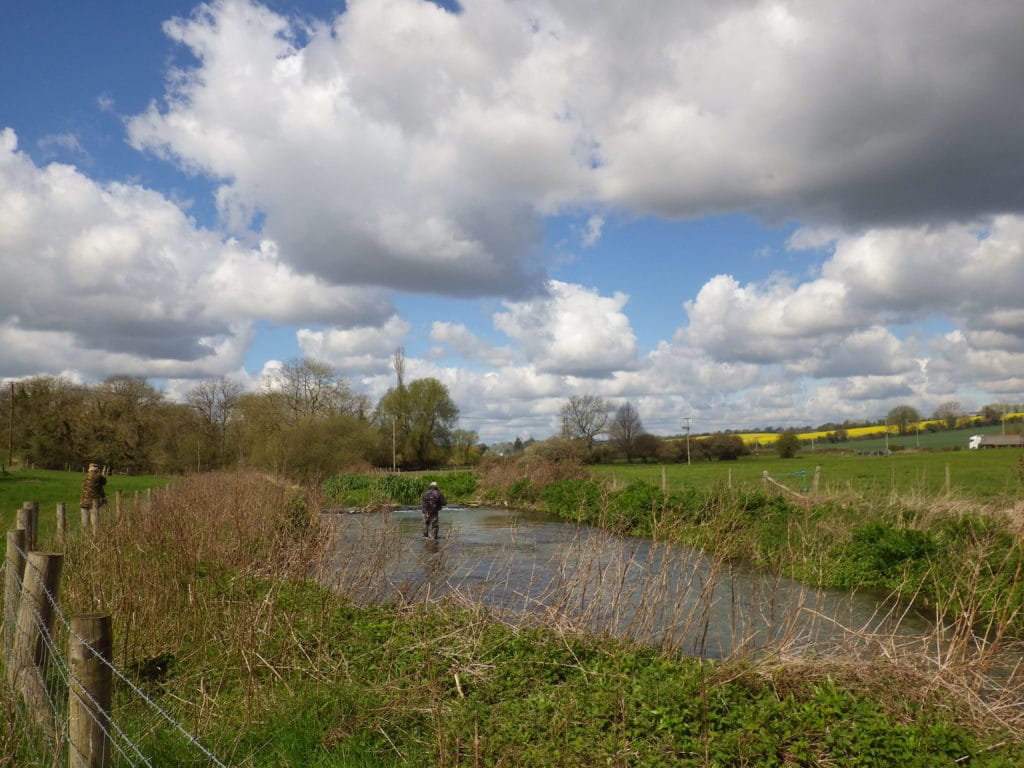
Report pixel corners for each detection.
[4,469,1024,765]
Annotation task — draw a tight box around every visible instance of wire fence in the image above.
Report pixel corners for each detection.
[3,532,229,766]
[762,466,821,497]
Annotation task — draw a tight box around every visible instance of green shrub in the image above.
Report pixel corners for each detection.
[507,477,536,503]
[837,522,935,589]
[607,480,666,534]
[433,470,477,498]
[322,473,372,503]
[541,478,603,522]
[372,474,425,504]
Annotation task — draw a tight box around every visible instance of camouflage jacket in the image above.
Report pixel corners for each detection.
[421,488,446,515]
[80,470,107,508]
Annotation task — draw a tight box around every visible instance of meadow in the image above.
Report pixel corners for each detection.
[593,445,1024,504]
[0,468,171,537]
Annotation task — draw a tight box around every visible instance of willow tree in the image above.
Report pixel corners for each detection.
[376,377,459,469]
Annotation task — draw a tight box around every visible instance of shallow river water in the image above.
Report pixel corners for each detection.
[324,505,950,661]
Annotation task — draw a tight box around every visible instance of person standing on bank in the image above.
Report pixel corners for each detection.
[420,481,446,540]
[80,462,107,523]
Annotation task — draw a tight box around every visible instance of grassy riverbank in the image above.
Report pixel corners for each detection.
[5,469,1024,765]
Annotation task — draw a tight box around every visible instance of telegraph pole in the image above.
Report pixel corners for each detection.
[7,381,13,469]
[682,416,692,465]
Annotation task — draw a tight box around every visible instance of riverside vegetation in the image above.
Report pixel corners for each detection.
[5,459,1024,765]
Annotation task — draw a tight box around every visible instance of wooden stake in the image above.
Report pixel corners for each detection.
[69,614,113,768]
[3,528,26,657]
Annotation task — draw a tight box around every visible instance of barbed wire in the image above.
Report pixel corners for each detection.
[4,536,228,767]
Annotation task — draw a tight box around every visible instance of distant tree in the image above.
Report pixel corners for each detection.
[376,377,459,468]
[886,405,921,436]
[268,358,366,424]
[81,376,165,473]
[825,428,848,444]
[525,436,588,464]
[559,394,613,450]
[776,430,801,459]
[633,433,662,463]
[932,401,962,430]
[705,432,748,461]
[450,428,480,466]
[609,401,644,461]
[187,376,243,468]
[4,376,82,469]
[513,436,525,454]
[979,403,1015,427]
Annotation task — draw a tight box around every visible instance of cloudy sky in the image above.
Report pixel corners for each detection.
[3,0,1024,442]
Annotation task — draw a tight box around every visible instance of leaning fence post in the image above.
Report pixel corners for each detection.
[8,552,63,734]
[69,614,113,768]
[4,528,27,657]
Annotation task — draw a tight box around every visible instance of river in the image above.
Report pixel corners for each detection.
[323,505,958,661]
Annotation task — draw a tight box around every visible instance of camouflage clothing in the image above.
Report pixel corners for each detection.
[420,486,446,539]
[80,468,107,510]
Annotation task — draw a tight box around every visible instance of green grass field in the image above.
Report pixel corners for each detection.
[1,468,172,539]
[593,446,1024,503]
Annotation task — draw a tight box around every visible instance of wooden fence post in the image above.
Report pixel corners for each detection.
[24,502,39,549]
[115,489,123,521]
[90,500,100,533]
[7,552,63,732]
[69,614,113,768]
[813,466,821,494]
[56,502,67,541]
[4,528,27,657]
[17,503,38,552]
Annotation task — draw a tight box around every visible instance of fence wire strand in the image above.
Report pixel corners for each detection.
[4,533,228,767]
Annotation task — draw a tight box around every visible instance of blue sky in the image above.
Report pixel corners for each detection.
[3,0,1024,442]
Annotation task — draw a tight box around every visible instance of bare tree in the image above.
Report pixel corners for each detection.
[609,401,644,461]
[187,377,243,464]
[932,400,962,430]
[268,358,363,424]
[559,394,613,450]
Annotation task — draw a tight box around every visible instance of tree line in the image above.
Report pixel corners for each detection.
[1,354,472,479]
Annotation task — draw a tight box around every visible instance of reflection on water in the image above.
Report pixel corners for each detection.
[323,505,951,661]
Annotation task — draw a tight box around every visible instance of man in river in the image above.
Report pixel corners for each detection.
[420,481,446,540]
